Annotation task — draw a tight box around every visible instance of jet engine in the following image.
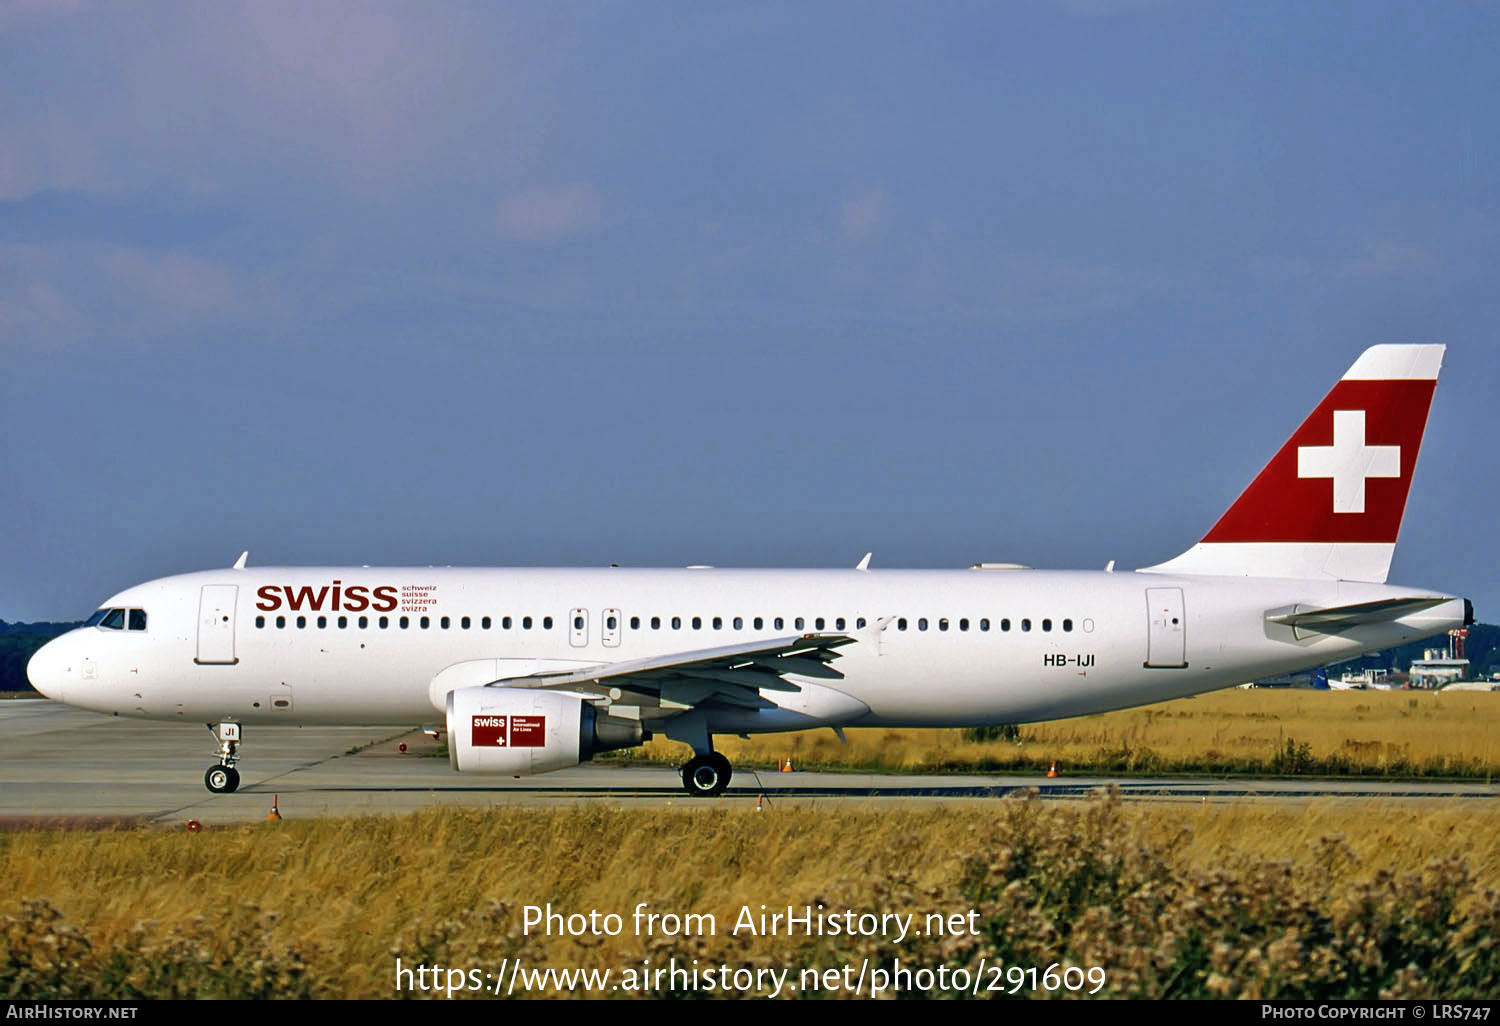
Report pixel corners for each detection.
[445,686,646,775]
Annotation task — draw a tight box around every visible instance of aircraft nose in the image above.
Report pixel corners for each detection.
[26,635,70,702]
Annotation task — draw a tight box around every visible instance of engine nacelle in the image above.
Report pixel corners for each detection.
[445,686,646,775]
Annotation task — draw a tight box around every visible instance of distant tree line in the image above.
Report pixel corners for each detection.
[1325,622,1500,679]
[0,620,81,692]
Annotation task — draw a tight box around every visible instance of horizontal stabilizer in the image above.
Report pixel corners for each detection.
[1266,596,1447,633]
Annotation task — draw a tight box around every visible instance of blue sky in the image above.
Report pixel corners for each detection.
[2,1,1496,620]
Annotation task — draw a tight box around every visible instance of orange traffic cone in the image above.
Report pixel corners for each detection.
[781,758,794,773]
[266,794,283,821]
[1046,760,1059,778]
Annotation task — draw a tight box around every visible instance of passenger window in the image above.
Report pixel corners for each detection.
[378,616,388,629]
[359,616,369,629]
[1063,619,1073,632]
[856,617,866,629]
[502,616,512,629]
[543,616,553,629]
[480,616,490,629]
[317,615,327,629]
[297,615,307,629]
[774,617,784,630]
[1042,618,1052,632]
[939,618,949,632]
[815,617,825,630]
[128,609,147,631]
[400,616,410,629]
[733,616,743,630]
[338,615,348,629]
[523,616,533,630]
[1001,618,1010,632]
[101,609,125,630]
[441,616,450,629]
[959,618,969,631]
[898,618,907,631]
[651,616,661,630]
[460,616,470,630]
[256,615,266,629]
[980,618,990,631]
[712,617,722,630]
[626,616,636,630]
[836,617,846,630]
[419,616,429,629]
[608,615,619,630]
[277,616,286,629]
[574,615,585,630]
[1021,618,1031,632]
[754,617,763,630]
[692,616,702,630]
[672,617,682,630]
[918,618,928,631]
[795,617,805,630]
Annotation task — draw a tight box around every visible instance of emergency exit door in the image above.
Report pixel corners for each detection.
[1144,587,1187,668]
[196,585,239,665]
[601,608,621,647]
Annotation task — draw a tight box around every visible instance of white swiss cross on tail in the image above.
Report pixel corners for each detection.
[1296,410,1400,514]
[1143,343,1443,583]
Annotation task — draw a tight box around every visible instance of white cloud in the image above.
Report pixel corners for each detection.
[0,0,84,38]
[1055,0,1174,17]
[495,183,604,243]
[0,242,247,347]
[1252,240,1437,284]
[0,4,558,198]
[1344,241,1434,279]
[0,275,87,346]
[839,184,888,243]
[102,249,243,321]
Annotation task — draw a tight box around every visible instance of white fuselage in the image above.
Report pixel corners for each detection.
[27,566,1464,733]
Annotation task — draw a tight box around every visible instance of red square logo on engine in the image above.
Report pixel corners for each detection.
[471,715,508,747]
[509,715,545,747]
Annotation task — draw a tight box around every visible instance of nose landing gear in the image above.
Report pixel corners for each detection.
[204,722,241,793]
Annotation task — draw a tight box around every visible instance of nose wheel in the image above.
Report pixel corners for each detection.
[204,721,242,793]
[680,752,732,797]
[205,765,240,793]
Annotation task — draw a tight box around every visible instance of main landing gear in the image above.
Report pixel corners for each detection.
[680,751,732,798]
[204,721,241,793]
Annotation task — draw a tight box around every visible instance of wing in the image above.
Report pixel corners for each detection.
[488,633,857,711]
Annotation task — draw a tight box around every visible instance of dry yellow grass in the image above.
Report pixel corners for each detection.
[609,688,1500,777]
[4,799,1500,998]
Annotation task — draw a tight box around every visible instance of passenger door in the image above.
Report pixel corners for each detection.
[1144,587,1187,668]
[196,585,239,665]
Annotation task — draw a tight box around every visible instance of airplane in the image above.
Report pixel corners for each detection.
[26,344,1472,797]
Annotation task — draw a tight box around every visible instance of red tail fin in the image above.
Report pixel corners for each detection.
[1144,344,1444,582]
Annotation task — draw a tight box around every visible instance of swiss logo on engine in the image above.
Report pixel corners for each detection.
[510,715,546,747]
[471,715,508,747]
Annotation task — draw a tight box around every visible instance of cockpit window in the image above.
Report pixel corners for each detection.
[85,609,110,627]
[128,609,147,631]
[99,609,126,630]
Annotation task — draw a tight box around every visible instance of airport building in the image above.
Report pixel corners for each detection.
[1408,650,1471,689]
